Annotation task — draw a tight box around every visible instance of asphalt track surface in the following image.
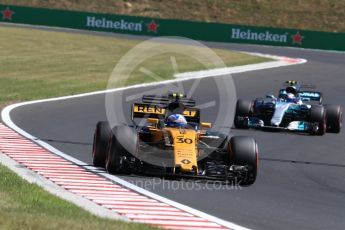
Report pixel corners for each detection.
[6,28,345,230]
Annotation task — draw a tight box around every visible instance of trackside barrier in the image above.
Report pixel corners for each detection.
[1,4,345,51]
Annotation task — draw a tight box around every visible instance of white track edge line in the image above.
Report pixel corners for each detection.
[1,53,306,230]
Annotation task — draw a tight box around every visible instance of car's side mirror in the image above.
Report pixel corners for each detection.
[147,118,159,125]
[201,122,212,129]
[266,94,276,99]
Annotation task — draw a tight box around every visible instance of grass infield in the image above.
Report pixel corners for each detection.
[0,26,270,106]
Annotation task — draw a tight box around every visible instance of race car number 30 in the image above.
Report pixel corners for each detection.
[176,137,193,144]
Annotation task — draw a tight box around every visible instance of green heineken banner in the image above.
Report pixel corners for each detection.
[1,4,345,51]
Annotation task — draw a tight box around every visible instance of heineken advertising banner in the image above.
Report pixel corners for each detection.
[1,4,345,51]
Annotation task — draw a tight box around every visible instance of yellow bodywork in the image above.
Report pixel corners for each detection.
[133,103,209,174]
[167,128,198,173]
[145,125,205,174]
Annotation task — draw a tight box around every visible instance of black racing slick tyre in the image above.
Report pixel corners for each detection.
[234,100,252,129]
[310,105,326,136]
[229,136,258,186]
[324,105,343,133]
[105,125,138,174]
[92,121,112,167]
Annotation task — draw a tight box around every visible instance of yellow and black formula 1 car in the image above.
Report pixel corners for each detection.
[92,93,259,185]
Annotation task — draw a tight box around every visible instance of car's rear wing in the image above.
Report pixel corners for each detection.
[131,103,166,119]
[142,94,196,107]
[278,89,322,103]
[131,103,200,123]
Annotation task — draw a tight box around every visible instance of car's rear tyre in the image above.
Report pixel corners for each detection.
[310,105,326,136]
[324,105,342,133]
[92,121,112,167]
[229,136,258,186]
[234,100,252,129]
[106,125,138,174]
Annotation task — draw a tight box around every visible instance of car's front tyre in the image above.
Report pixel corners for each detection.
[234,100,253,129]
[92,121,112,167]
[310,105,326,136]
[228,136,258,186]
[105,125,138,174]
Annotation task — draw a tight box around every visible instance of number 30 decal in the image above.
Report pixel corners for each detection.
[176,137,193,144]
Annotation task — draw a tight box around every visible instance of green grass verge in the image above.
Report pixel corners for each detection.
[0,26,270,106]
[2,0,345,32]
[0,164,158,230]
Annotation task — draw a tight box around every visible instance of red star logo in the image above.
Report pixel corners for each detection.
[1,7,15,20]
[291,32,304,45]
[146,20,159,33]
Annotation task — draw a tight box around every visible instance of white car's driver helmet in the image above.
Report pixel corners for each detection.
[166,114,187,128]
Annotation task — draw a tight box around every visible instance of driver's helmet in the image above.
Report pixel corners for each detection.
[166,114,187,128]
[286,86,297,95]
